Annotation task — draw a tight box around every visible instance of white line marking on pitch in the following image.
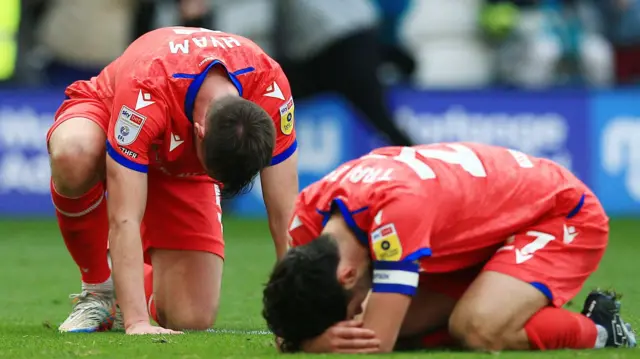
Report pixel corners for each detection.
[207,329,272,335]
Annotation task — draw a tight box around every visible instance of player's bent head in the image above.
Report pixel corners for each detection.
[262,234,350,352]
[202,96,275,197]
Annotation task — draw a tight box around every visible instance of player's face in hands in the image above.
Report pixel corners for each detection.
[346,286,369,319]
[339,264,373,319]
[329,218,374,319]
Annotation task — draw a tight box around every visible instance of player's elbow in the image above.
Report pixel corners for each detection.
[108,205,144,231]
[108,216,140,235]
[109,216,134,227]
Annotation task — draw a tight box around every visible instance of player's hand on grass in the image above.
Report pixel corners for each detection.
[301,319,380,353]
[125,322,183,335]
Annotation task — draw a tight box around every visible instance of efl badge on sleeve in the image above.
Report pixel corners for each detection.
[279,97,295,135]
[115,105,147,145]
[371,223,403,261]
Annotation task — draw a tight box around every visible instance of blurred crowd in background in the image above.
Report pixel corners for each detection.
[1,0,638,147]
[4,0,640,89]
[0,0,638,216]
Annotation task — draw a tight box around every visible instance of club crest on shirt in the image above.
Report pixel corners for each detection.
[115,105,147,145]
[279,97,295,135]
[371,223,403,261]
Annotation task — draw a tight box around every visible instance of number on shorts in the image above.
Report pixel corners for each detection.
[515,231,556,263]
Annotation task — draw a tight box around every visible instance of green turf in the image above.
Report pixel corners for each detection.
[0,218,639,358]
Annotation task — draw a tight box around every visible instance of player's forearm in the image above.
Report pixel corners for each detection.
[263,184,296,260]
[109,220,149,327]
[362,315,400,353]
[260,151,299,260]
[363,293,411,353]
[267,212,290,260]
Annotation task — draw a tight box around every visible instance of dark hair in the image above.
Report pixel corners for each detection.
[262,234,350,352]
[203,96,275,198]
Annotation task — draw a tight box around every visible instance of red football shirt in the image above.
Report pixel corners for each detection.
[64,27,297,177]
[288,143,591,295]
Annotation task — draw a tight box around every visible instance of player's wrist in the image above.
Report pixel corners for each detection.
[274,245,287,261]
[124,318,151,330]
[120,298,151,330]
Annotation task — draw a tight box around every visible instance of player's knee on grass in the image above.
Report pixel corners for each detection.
[449,305,508,351]
[448,271,548,351]
[156,302,218,331]
[151,250,223,331]
[49,118,106,196]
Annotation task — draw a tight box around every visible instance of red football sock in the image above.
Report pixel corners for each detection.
[52,179,111,284]
[421,328,457,348]
[144,264,158,323]
[525,307,598,350]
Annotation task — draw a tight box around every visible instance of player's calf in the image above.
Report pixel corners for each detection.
[448,271,549,351]
[49,116,114,333]
[448,271,627,352]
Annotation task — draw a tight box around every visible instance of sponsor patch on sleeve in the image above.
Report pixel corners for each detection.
[118,146,139,159]
[371,223,403,261]
[279,97,295,135]
[115,105,147,145]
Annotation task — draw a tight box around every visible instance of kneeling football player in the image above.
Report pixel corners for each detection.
[262,142,636,353]
[49,27,299,334]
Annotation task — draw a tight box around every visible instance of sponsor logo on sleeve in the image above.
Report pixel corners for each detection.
[371,223,403,261]
[279,97,295,135]
[118,146,139,159]
[115,105,147,145]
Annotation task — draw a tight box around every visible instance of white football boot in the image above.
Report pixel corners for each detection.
[112,304,124,331]
[104,251,125,332]
[58,291,116,333]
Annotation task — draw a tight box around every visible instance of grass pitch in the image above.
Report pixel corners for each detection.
[0,218,639,358]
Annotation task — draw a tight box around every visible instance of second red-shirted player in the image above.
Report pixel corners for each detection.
[262,142,636,353]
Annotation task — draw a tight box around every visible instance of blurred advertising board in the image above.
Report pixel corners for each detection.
[389,89,589,180]
[0,90,62,216]
[0,88,638,216]
[590,91,640,216]
[233,89,592,216]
